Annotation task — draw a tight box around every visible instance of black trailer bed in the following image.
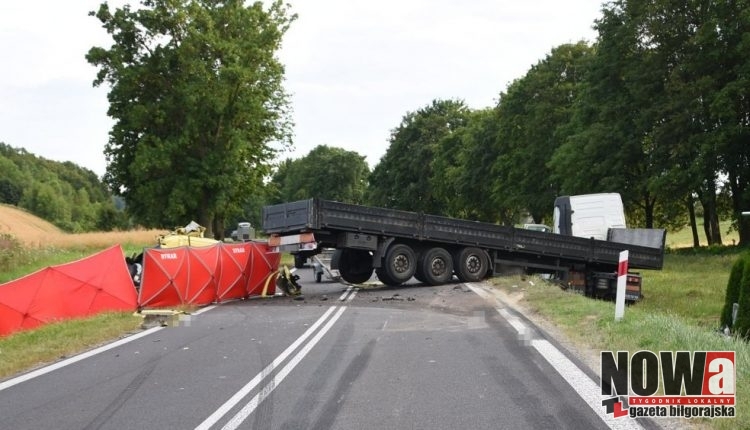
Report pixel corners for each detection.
[262,199,665,270]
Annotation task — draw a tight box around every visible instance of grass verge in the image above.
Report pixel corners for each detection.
[0,312,143,381]
[1,244,285,380]
[489,251,748,430]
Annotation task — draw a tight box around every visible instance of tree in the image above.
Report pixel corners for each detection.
[0,178,22,206]
[270,145,370,204]
[22,181,72,226]
[430,108,506,222]
[549,3,653,226]
[0,148,29,206]
[367,99,471,214]
[704,0,750,246]
[550,1,694,231]
[491,42,593,224]
[87,0,295,236]
[0,143,120,231]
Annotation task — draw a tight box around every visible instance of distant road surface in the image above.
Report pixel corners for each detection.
[0,267,653,430]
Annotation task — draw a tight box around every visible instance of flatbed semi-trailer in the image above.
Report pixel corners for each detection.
[262,199,666,300]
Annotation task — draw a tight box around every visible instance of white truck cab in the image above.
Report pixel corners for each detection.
[553,193,626,240]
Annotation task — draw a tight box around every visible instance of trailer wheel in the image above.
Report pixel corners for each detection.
[375,267,400,286]
[419,247,453,285]
[454,247,488,282]
[334,249,373,284]
[384,243,416,284]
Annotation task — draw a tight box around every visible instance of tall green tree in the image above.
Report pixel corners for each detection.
[87,0,295,236]
[550,0,691,230]
[448,108,506,222]
[550,2,652,224]
[367,99,471,214]
[704,0,750,246]
[636,0,730,243]
[492,42,593,224]
[270,145,369,204]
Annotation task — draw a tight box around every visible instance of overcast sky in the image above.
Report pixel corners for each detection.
[0,1,603,177]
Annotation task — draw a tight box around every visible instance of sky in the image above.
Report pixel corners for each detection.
[0,1,603,177]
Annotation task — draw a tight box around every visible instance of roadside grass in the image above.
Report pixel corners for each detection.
[0,240,158,380]
[490,251,749,430]
[0,311,143,380]
[1,242,286,380]
[638,252,740,328]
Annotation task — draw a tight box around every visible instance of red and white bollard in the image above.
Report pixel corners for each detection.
[615,250,629,321]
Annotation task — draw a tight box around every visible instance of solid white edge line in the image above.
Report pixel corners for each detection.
[497,307,529,337]
[0,326,165,392]
[0,303,223,392]
[194,306,338,430]
[193,305,217,316]
[222,306,348,430]
[532,340,643,430]
[466,282,644,430]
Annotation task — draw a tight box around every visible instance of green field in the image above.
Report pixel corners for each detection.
[665,220,740,249]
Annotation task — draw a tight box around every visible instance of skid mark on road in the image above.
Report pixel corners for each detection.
[195,305,348,430]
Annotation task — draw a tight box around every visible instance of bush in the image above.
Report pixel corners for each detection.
[734,255,750,338]
[721,255,746,329]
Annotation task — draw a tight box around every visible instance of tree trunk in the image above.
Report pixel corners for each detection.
[644,193,655,228]
[710,203,722,246]
[687,195,700,248]
[196,206,213,238]
[698,186,722,246]
[706,190,722,246]
[213,217,225,241]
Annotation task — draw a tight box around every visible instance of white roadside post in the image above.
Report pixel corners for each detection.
[615,250,629,321]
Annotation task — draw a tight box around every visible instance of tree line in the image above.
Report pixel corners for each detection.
[4,0,749,247]
[0,143,127,232]
[275,0,750,247]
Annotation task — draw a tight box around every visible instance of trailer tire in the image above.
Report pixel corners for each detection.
[335,249,373,284]
[419,247,453,285]
[383,243,416,284]
[375,267,400,286]
[454,247,488,282]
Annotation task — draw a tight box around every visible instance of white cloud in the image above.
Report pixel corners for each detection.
[0,0,602,176]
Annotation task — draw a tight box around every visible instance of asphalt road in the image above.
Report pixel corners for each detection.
[0,268,644,430]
